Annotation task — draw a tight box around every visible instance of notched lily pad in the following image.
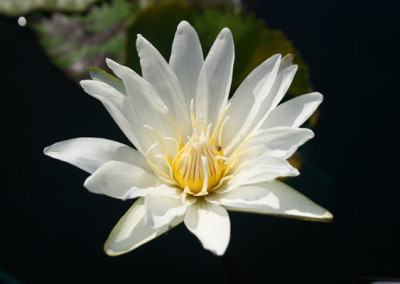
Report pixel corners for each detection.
[31,0,133,82]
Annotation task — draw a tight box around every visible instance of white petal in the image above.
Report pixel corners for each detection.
[228,155,299,189]
[84,161,158,200]
[88,66,126,95]
[105,59,179,154]
[184,200,230,256]
[195,28,234,128]
[206,184,280,209]
[208,180,333,222]
[262,92,324,129]
[43,138,149,174]
[223,54,281,152]
[279,53,294,70]
[104,197,183,256]
[250,64,298,127]
[145,192,188,229]
[243,126,314,159]
[169,21,203,104]
[80,80,146,153]
[224,62,298,155]
[136,35,191,137]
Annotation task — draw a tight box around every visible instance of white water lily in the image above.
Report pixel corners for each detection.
[44,21,332,256]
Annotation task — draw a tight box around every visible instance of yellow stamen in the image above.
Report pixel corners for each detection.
[172,133,224,194]
[147,102,237,196]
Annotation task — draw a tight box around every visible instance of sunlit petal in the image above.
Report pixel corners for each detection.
[104,198,183,256]
[208,180,333,222]
[44,138,149,174]
[184,200,230,255]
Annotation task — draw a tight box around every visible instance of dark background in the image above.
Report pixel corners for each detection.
[1,0,399,283]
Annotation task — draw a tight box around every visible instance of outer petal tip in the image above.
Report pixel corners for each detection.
[291,168,300,176]
[303,128,315,139]
[280,53,295,70]
[103,240,129,257]
[269,53,283,67]
[314,92,324,102]
[290,64,299,72]
[306,209,333,223]
[43,144,60,159]
[323,210,334,222]
[177,20,192,31]
[282,53,294,62]
[105,57,116,68]
[136,34,144,43]
[136,34,151,54]
[212,244,228,256]
[273,53,283,60]
[79,79,88,87]
[211,248,226,256]
[43,145,50,155]
[219,27,233,39]
[79,80,95,92]
[83,174,99,195]
[103,245,118,257]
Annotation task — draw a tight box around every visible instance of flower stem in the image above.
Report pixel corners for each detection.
[218,248,244,284]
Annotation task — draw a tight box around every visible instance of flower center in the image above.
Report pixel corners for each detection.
[172,133,224,195]
[144,100,237,196]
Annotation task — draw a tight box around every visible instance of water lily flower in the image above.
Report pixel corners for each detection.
[44,21,332,256]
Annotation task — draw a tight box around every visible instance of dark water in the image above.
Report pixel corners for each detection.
[1,0,399,283]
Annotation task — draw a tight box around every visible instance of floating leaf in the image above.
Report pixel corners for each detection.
[0,0,101,16]
[126,0,312,97]
[31,0,136,82]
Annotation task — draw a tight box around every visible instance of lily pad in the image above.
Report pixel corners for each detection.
[126,0,313,98]
[31,0,135,82]
[0,0,100,16]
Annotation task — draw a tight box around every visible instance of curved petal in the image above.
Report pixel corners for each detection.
[169,21,203,105]
[208,180,333,222]
[88,66,126,95]
[104,197,183,256]
[223,54,281,150]
[224,61,298,155]
[279,53,295,70]
[243,127,314,159]
[44,138,150,174]
[262,92,323,129]
[250,64,298,129]
[136,35,191,137]
[80,80,146,153]
[144,192,189,229]
[227,155,299,189]
[84,161,159,200]
[105,59,179,155]
[184,200,230,256]
[195,28,234,129]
